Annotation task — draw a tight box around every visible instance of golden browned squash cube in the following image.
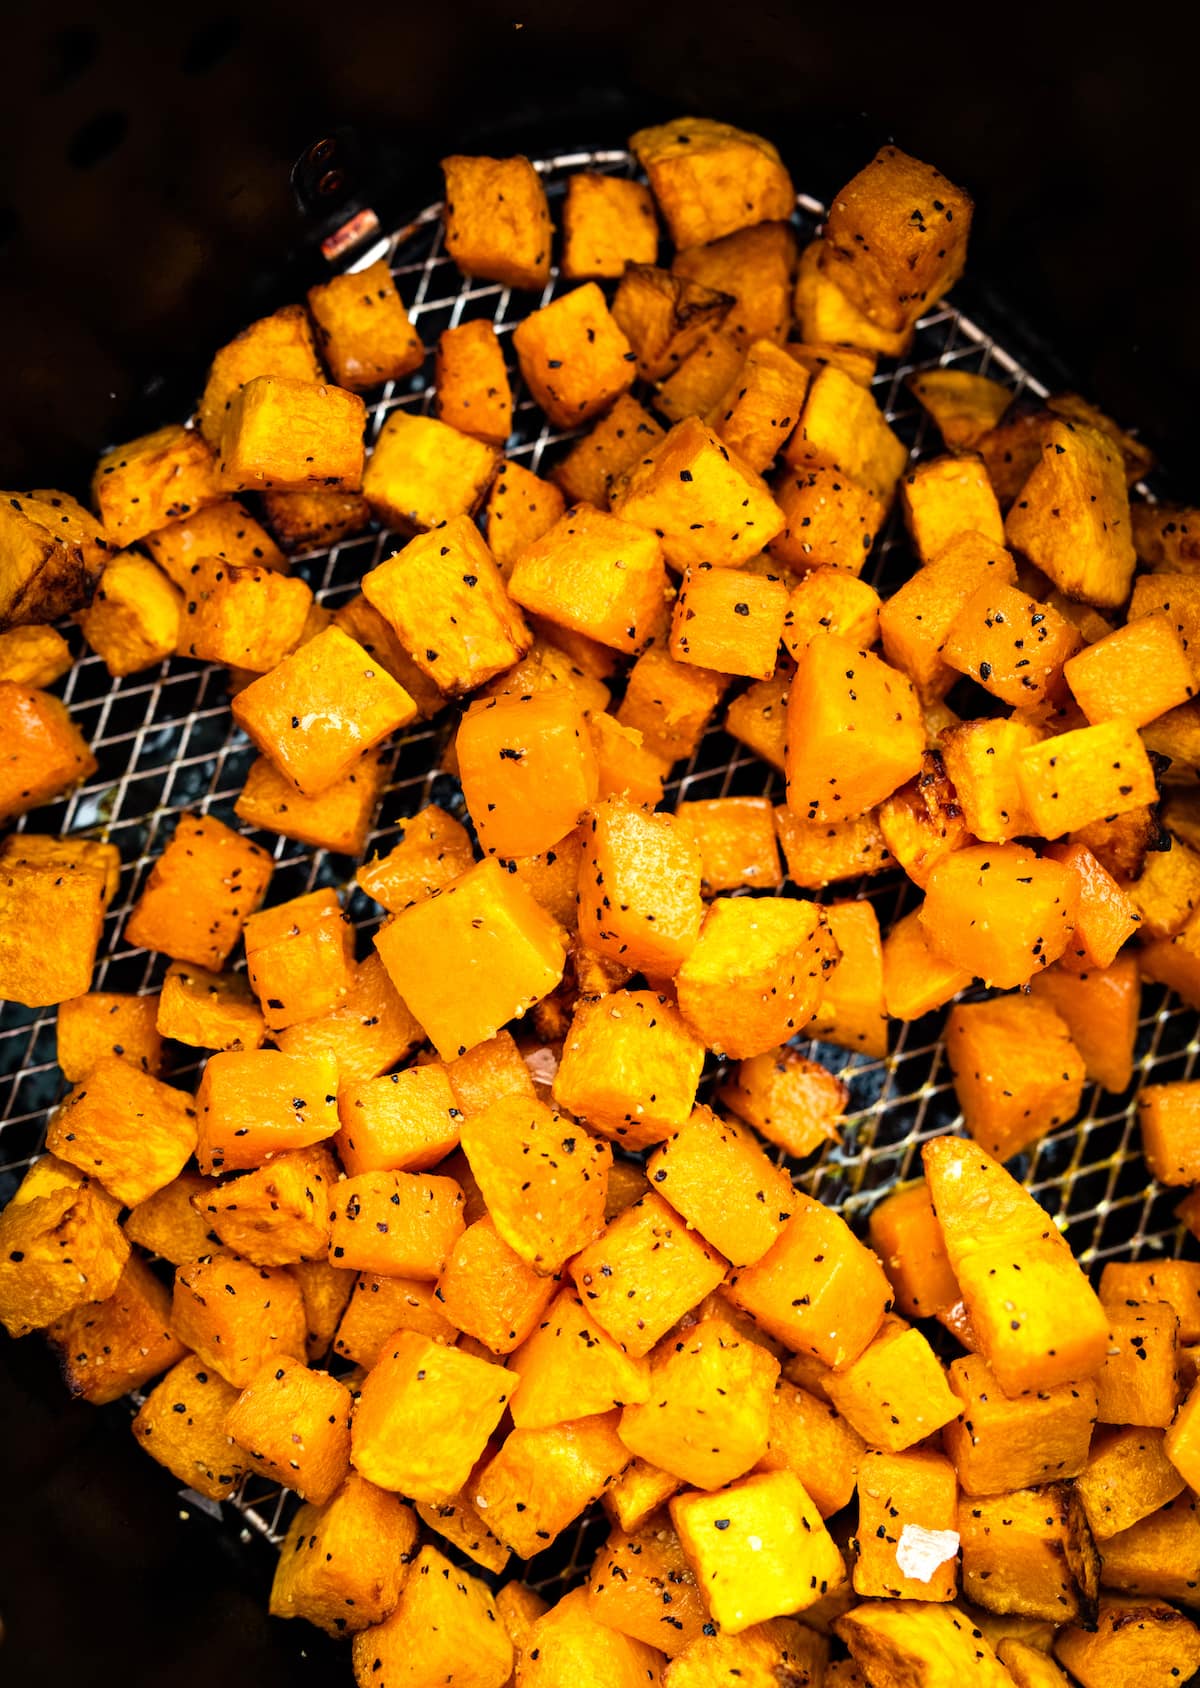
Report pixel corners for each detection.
[630,117,795,249]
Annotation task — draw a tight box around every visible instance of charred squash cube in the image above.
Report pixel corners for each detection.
[513,282,637,428]
[822,145,973,334]
[125,812,273,971]
[218,376,365,494]
[81,552,183,675]
[194,1048,339,1175]
[457,689,598,858]
[785,636,925,823]
[132,1355,248,1500]
[1005,419,1136,608]
[48,1056,196,1206]
[561,171,659,280]
[56,990,162,1082]
[362,513,530,694]
[670,563,787,679]
[226,1354,352,1504]
[307,259,424,391]
[435,1215,556,1355]
[471,1412,631,1558]
[374,858,566,1061]
[611,263,732,382]
[93,423,222,544]
[244,888,354,1032]
[0,487,112,628]
[328,1169,465,1278]
[676,893,834,1059]
[262,487,371,551]
[459,1093,610,1274]
[356,804,475,914]
[671,1469,844,1633]
[672,221,798,348]
[960,1482,1097,1622]
[351,1541,511,1688]
[853,1447,959,1602]
[182,557,312,671]
[197,1144,337,1266]
[156,962,265,1053]
[553,989,704,1151]
[435,319,512,445]
[509,1287,651,1429]
[270,1470,418,1636]
[170,1252,307,1389]
[610,414,785,571]
[945,995,1087,1162]
[481,459,566,574]
[508,502,669,657]
[569,1192,726,1358]
[441,153,552,291]
[363,410,499,535]
[630,117,795,249]
[0,681,96,824]
[232,625,416,796]
[577,796,704,978]
[336,1064,462,1177]
[351,1329,511,1500]
[49,1253,185,1405]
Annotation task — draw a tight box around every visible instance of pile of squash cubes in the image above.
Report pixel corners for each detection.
[3,114,1200,1688]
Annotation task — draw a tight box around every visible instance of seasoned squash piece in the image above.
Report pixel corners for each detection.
[670,563,787,678]
[436,1217,555,1356]
[262,487,372,552]
[718,1048,847,1158]
[1098,1493,1200,1605]
[416,1480,511,1576]
[724,671,789,770]
[49,1252,185,1405]
[295,1259,355,1362]
[611,415,785,571]
[654,327,747,424]
[676,893,834,1059]
[170,1252,306,1389]
[552,394,664,511]
[194,1048,338,1174]
[882,906,972,1021]
[363,409,499,534]
[877,756,971,887]
[645,1105,793,1267]
[48,1056,195,1206]
[770,464,886,575]
[472,1412,632,1558]
[79,551,181,675]
[920,844,1079,989]
[613,263,733,383]
[1099,1259,1200,1345]
[509,1287,651,1429]
[868,1180,960,1321]
[244,888,353,1032]
[1005,419,1136,608]
[56,991,162,1082]
[441,152,551,291]
[1095,1298,1180,1429]
[587,1515,707,1658]
[588,713,668,808]
[93,423,221,543]
[271,1471,418,1636]
[675,797,781,895]
[333,1271,457,1366]
[126,812,273,970]
[226,1355,352,1504]
[758,1374,864,1517]
[783,365,908,503]
[1065,613,1194,727]
[945,995,1086,1161]
[0,1171,128,1338]
[902,456,1004,569]
[1054,1595,1200,1688]
[785,636,925,823]
[331,592,443,719]
[514,1587,663,1687]
[577,796,703,977]
[514,282,637,428]
[1043,841,1140,971]
[943,581,1081,707]
[336,1064,461,1177]
[197,1144,336,1266]
[907,368,1013,451]
[182,556,312,670]
[481,459,566,577]
[604,1458,683,1536]
[708,338,810,473]
[446,1030,537,1116]
[924,1136,1108,1395]
[570,1194,726,1358]
[328,1168,463,1278]
[351,1541,512,1688]
[0,681,96,823]
[217,374,365,493]
[781,567,882,655]
[938,717,1040,845]
[508,501,669,660]
[853,1447,959,1602]
[667,1619,826,1686]
[807,899,888,1058]
[0,623,72,687]
[554,990,704,1150]
[458,689,598,859]
[792,239,911,357]
[960,1482,1098,1623]
[774,804,892,889]
[307,259,424,391]
[617,644,727,762]
[357,805,475,913]
[435,318,512,444]
[561,171,659,280]
[1164,1376,1200,1492]
[1028,956,1138,1095]
[132,1355,248,1500]
[1076,1426,1186,1541]
[198,304,321,443]
[0,487,113,628]
[671,1469,843,1633]
[837,1599,1015,1687]
[880,530,1017,700]
[236,747,387,857]
[672,221,797,348]
[1017,719,1158,838]
[274,952,422,1087]
[123,1170,217,1264]
[632,115,792,249]
[827,1316,960,1452]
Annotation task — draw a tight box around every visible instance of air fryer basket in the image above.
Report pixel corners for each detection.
[0,148,1194,1601]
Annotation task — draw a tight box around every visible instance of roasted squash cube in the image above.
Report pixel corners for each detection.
[1027,957,1138,1095]
[351,1540,511,1688]
[570,1193,726,1358]
[436,1216,556,1355]
[783,365,908,502]
[773,804,893,890]
[0,1170,128,1338]
[243,887,354,1031]
[333,1271,457,1366]
[942,1348,1098,1496]
[294,1258,355,1362]
[781,567,882,656]
[49,1252,184,1405]
[1164,1376,1200,1492]
[854,1447,959,1602]
[938,717,1039,845]
[1017,719,1157,838]
[645,1105,792,1267]
[726,1193,890,1367]
[676,893,833,1059]
[48,1056,195,1206]
[271,1470,418,1636]
[182,556,312,670]
[589,713,668,808]
[194,1048,338,1175]
[758,1374,864,1517]
[920,844,1079,989]
[1096,1298,1180,1429]
[943,581,1081,707]
[907,368,1013,451]
[1065,613,1195,727]
[363,409,499,535]
[56,990,162,1082]
[124,811,272,970]
[1005,419,1136,608]
[587,1515,706,1658]
[673,220,797,347]
[1054,1595,1200,1688]
[808,899,889,1057]
[441,152,551,291]
[0,487,112,627]
[516,1589,667,1688]
[718,1048,848,1159]
[123,1170,218,1264]
[472,1412,633,1558]
[823,146,972,333]
[604,1458,683,1536]
[235,747,388,857]
[273,952,423,1087]
[262,486,371,552]
[351,1330,512,1500]
[553,989,702,1149]
[1044,840,1140,971]
[197,305,322,443]
[375,857,565,1060]
[669,562,787,679]
[458,689,598,859]
[328,1169,465,1278]
[901,454,1004,563]
[792,239,911,356]
[1100,1259,1200,1345]
[882,905,972,1020]
[434,318,512,445]
[509,1287,652,1429]
[616,644,728,761]
[868,1180,960,1321]
[577,796,703,977]
[0,623,72,687]
[481,458,566,576]
[561,171,659,280]
[619,1315,779,1489]
[132,1354,247,1500]
[960,1481,1098,1622]
[827,1316,961,1452]
[675,796,782,895]
[667,1619,826,1686]
[232,625,416,796]
[785,636,925,822]
[513,282,636,428]
[80,551,182,675]
[551,394,664,512]
[611,415,785,571]
[879,530,1017,700]
[216,375,364,494]
[613,263,732,383]
[357,805,474,913]
[416,1481,510,1576]
[630,117,795,249]
[507,501,669,660]
[197,1144,336,1266]
[945,994,1086,1162]
[837,1599,1012,1686]
[1097,1494,1200,1605]
[708,338,809,473]
[1076,1426,1186,1542]
[93,423,221,543]
[170,1252,306,1388]
[655,328,746,425]
[307,259,424,391]
[225,1353,351,1504]
[336,1065,461,1177]
[672,1469,843,1633]
[0,681,96,823]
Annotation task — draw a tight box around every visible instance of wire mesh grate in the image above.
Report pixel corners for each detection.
[2,149,1196,1573]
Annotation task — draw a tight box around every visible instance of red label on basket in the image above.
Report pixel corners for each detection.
[321,207,381,263]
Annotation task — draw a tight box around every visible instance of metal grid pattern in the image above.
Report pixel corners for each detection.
[2,150,1196,1572]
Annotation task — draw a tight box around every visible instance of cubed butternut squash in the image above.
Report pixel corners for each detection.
[785,636,925,823]
[945,994,1087,1161]
[570,1193,727,1358]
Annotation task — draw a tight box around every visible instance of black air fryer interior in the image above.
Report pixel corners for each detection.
[1,6,1199,1684]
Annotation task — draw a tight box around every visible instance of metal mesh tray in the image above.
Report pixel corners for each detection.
[1,148,1196,1588]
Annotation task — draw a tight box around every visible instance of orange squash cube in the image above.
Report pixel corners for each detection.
[783,365,908,502]
[182,556,311,671]
[1138,1082,1200,1187]
[613,263,732,383]
[336,1065,461,1177]
[273,952,423,1087]
[472,1413,632,1561]
[669,562,787,679]
[901,453,1005,563]
[1054,1595,1200,1688]
[145,497,285,583]
[781,568,882,656]
[0,681,96,823]
[587,1515,707,1658]
[0,624,72,687]
[854,1448,959,1602]
[458,690,598,859]
[707,337,810,472]
[671,1469,844,1633]
[942,581,1081,707]
[882,905,972,1021]
[509,1287,651,1429]
[194,1048,338,1174]
[329,593,442,719]
[481,459,566,576]
[577,797,703,977]
[570,1193,726,1358]
[270,1470,418,1637]
[667,1619,828,1686]
[1164,1375,1200,1492]
[507,501,669,657]
[1100,1259,1200,1345]
[879,531,1017,699]
[435,1216,556,1356]
[1028,955,1139,1094]
[672,220,797,349]
[502,831,587,930]
[132,1355,248,1500]
[125,812,272,971]
[80,551,182,675]
[631,116,795,249]
[0,1160,128,1338]
[758,1377,864,1517]
[907,368,1012,451]
[226,1354,352,1504]
[0,486,113,626]
[350,1540,512,1688]
[375,857,566,1060]
[243,888,354,1031]
[723,675,789,770]
[56,991,162,1082]
[945,994,1087,1162]
[726,1192,891,1367]
[197,1143,336,1266]
[920,844,1079,989]
[170,1252,307,1388]
[616,644,728,762]
[718,1047,847,1158]
[676,796,782,895]
[588,713,668,808]
[356,804,475,914]
[959,1482,1097,1622]
[0,849,105,1008]
[123,1170,218,1265]
[868,1180,960,1321]
[655,326,749,423]
[434,319,512,444]
[235,747,388,857]
[1097,1493,1200,1606]
[603,1457,683,1535]
[1076,1426,1187,1541]
[774,804,893,889]
[217,375,365,494]
[676,893,834,1059]
[785,636,925,823]
[551,392,665,511]
[561,171,659,280]
[329,1170,464,1279]
[1095,1298,1180,1429]
[619,1315,779,1489]
[333,1271,457,1366]
[1064,613,1194,727]
[294,1259,355,1362]
[769,464,886,575]
[415,1480,511,1576]
[938,716,1040,844]
[48,1252,185,1405]
[197,304,322,443]
[808,899,889,1058]
[93,422,222,542]
[553,989,705,1150]
[1006,419,1136,609]
[925,1135,1109,1395]
[460,1093,610,1273]
[306,257,424,390]
[645,1105,793,1267]
[1044,841,1140,971]
[441,152,551,290]
[363,410,500,538]
[47,1056,195,1206]
[512,282,636,427]
[943,1351,1098,1495]
[1018,719,1159,839]
[827,1316,961,1451]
